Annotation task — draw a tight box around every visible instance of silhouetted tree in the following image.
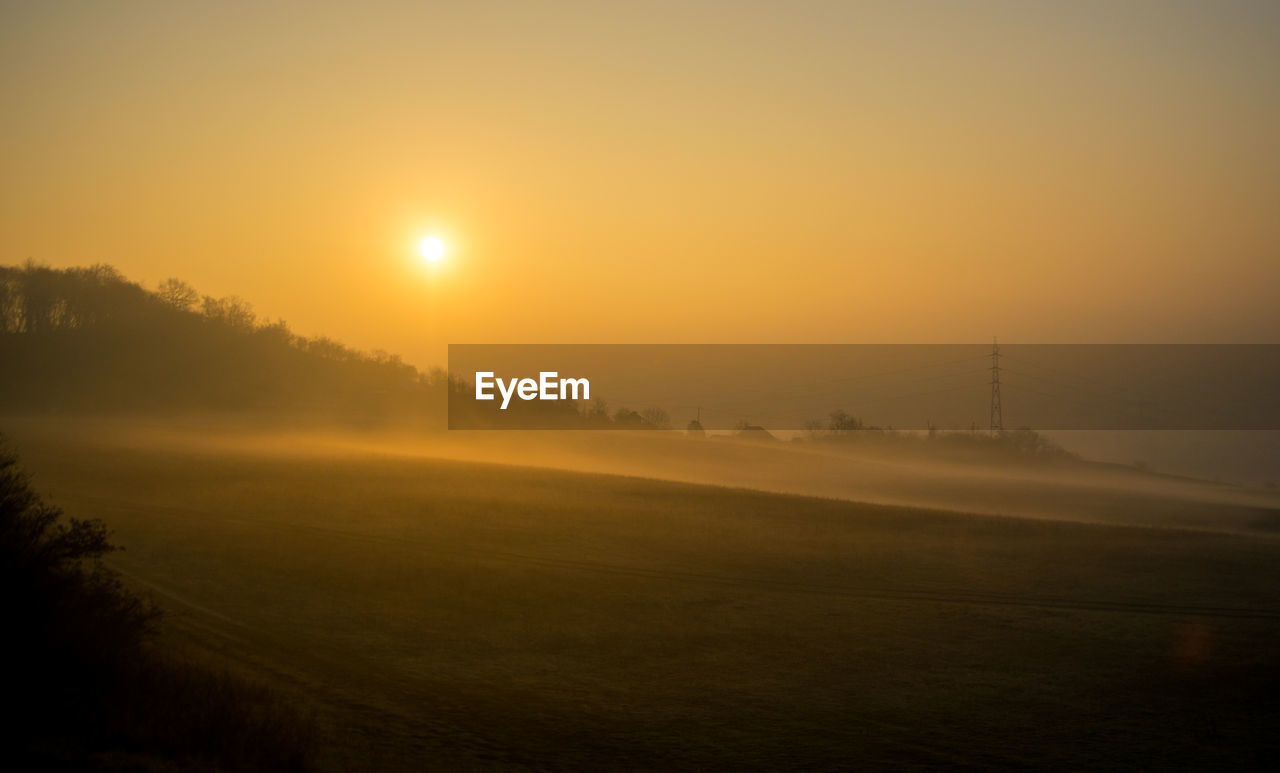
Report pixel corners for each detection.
[640,407,671,429]
[156,278,200,311]
[584,398,611,426]
[828,409,863,433]
[614,407,645,427]
[201,294,256,330]
[1,440,158,722]
[1,438,315,769]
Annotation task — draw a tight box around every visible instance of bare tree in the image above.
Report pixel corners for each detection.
[640,407,670,429]
[156,278,199,311]
[201,295,256,330]
[828,409,862,434]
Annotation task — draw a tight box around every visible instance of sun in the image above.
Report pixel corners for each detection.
[419,235,447,263]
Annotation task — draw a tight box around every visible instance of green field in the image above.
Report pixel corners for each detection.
[8,424,1280,770]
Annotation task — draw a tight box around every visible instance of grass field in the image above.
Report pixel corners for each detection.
[6,422,1280,770]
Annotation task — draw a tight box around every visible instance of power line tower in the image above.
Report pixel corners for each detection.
[989,336,1003,433]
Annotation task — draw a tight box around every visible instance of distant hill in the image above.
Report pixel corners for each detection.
[0,262,449,426]
[0,263,676,430]
[0,263,1092,451]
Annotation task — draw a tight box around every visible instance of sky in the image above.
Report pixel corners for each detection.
[3,0,1278,369]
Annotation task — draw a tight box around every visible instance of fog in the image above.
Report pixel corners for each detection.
[9,416,1276,538]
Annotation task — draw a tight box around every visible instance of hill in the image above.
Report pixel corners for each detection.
[0,262,447,426]
[6,423,1279,771]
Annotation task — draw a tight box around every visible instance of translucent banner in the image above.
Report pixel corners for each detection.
[447,344,1280,430]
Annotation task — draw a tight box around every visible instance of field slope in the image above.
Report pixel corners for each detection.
[8,426,1280,771]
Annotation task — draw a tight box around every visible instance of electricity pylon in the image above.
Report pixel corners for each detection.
[989,336,1003,433]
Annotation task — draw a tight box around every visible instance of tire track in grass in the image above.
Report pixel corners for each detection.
[109,559,560,769]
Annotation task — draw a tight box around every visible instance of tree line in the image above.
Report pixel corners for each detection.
[0,262,442,424]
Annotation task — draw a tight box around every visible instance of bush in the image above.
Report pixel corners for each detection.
[0,442,157,719]
[1,437,315,770]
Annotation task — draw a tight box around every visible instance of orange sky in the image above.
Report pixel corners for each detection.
[3,1,1278,368]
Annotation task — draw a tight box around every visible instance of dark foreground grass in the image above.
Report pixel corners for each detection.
[19,645,316,772]
[7,425,1280,771]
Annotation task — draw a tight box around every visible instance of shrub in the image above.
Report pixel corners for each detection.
[1,437,315,770]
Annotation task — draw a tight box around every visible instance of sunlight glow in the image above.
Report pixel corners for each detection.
[419,236,447,263]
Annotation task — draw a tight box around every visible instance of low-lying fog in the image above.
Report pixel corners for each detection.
[6,416,1277,536]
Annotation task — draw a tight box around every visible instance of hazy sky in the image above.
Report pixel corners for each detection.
[3,1,1278,368]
